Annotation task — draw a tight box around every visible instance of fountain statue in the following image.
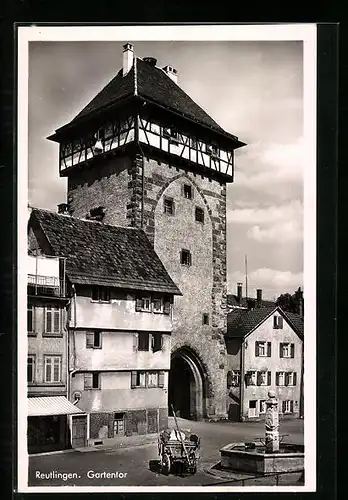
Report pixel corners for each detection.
[219,389,304,477]
[265,390,279,453]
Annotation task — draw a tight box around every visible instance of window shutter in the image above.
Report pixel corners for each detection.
[256,372,261,386]
[86,332,94,348]
[158,371,165,388]
[290,400,294,413]
[54,309,60,332]
[273,316,277,329]
[275,372,279,386]
[163,300,171,315]
[46,308,52,333]
[293,372,297,386]
[285,373,289,386]
[131,371,137,388]
[267,371,271,386]
[133,333,139,352]
[279,316,283,329]
[291,343,295,358]
[135,298,142,312]
[160,334,164,351]
[84,373,93,389]
[255,341,259,357]
[279,343,284,358]
[282,400,286,413]
[267,342,271,357]
[150,334,154,351]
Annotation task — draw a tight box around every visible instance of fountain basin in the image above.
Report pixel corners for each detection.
[220,442,304,475]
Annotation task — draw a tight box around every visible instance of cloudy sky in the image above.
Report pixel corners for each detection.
[28,40,304,300]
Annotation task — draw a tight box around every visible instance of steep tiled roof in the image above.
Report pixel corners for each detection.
[227,294,276,309]
[68,58,238,140]
[29,208,181,295]
[283,311,304,338]
[227,306,303,339]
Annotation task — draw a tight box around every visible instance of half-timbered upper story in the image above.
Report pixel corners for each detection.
[47,44,246,183]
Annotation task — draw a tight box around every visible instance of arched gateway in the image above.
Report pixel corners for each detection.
[168,347,209,420]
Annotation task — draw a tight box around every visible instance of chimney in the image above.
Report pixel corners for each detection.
[162,65,178,84]
[247,298,256,311]
[57,203,69,215]
[237,282,243,304]
[122,43,134,76]
[256,289,262,308]
[296,287,304,318]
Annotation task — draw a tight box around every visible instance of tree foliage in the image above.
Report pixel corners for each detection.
[276,287,303,314]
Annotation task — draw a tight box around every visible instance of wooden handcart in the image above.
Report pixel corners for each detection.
[158,405,200,476]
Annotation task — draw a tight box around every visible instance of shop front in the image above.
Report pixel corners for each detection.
[28,396,86,454]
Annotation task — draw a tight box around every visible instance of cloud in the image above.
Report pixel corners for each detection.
[228,267,303,300]
[234,137,304,195]
[227,200,303,243]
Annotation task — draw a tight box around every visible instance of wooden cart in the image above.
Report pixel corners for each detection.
[158,406,200,475]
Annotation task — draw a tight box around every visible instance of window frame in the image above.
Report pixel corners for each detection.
[27,355,36,384]
[84,372,101,390]
[202,313,209,325]
[91,286,111,303]
[138,332,150,351]
[273,315,284,329]
[280,342,295,358]
[183,184,193,200]
[283,400,292,414]
[147,371,159,388]
[27,304,35,335]
[152,297,164,314]
[163,196,175,215]
[180,249,192,267]
[151,333,164,352]
[44,305,61,336]
[276,371,286,386]
[44,355,62,384]
[195,206,205,224]
[259,400,267,414]
[86,330,102,349]
[247,370,257,386]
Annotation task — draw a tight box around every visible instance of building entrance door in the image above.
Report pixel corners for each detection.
[72,415,87,448]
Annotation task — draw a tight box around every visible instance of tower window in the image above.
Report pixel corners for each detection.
[164,197,174,215]
[180,249,192,266]
[183,184,193,199]
[195,207,204,223]
[202,313,209,325]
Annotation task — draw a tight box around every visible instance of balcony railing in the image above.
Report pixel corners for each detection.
[27,274,66,297]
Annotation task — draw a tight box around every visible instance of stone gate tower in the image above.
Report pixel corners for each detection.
[48,43,246,420]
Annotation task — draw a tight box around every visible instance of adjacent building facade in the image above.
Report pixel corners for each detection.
[226,305,304,421]
[27,253,86,453]
[28,208,180,446]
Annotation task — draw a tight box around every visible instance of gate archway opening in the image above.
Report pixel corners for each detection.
[168,347,208,420]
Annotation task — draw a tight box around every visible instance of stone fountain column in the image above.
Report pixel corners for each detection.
[265,390,279,453]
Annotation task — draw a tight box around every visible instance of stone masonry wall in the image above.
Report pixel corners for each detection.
[142,158,228,417]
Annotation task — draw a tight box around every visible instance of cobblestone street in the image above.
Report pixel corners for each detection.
[28,417,304,487]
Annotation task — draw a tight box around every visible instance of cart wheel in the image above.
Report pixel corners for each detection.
[161,453,171,475]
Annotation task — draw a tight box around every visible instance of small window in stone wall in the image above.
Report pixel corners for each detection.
[180,249,192,266]
[164,197,175,215]
[183,184,193,199]
[195,207,204,223]
[202,313,209,325]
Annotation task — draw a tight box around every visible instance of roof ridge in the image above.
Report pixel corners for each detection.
[31,207,142,231]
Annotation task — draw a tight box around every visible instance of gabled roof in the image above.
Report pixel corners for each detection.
[29,208,181,295]
[227,306,304,339]
[53,57,244,145]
